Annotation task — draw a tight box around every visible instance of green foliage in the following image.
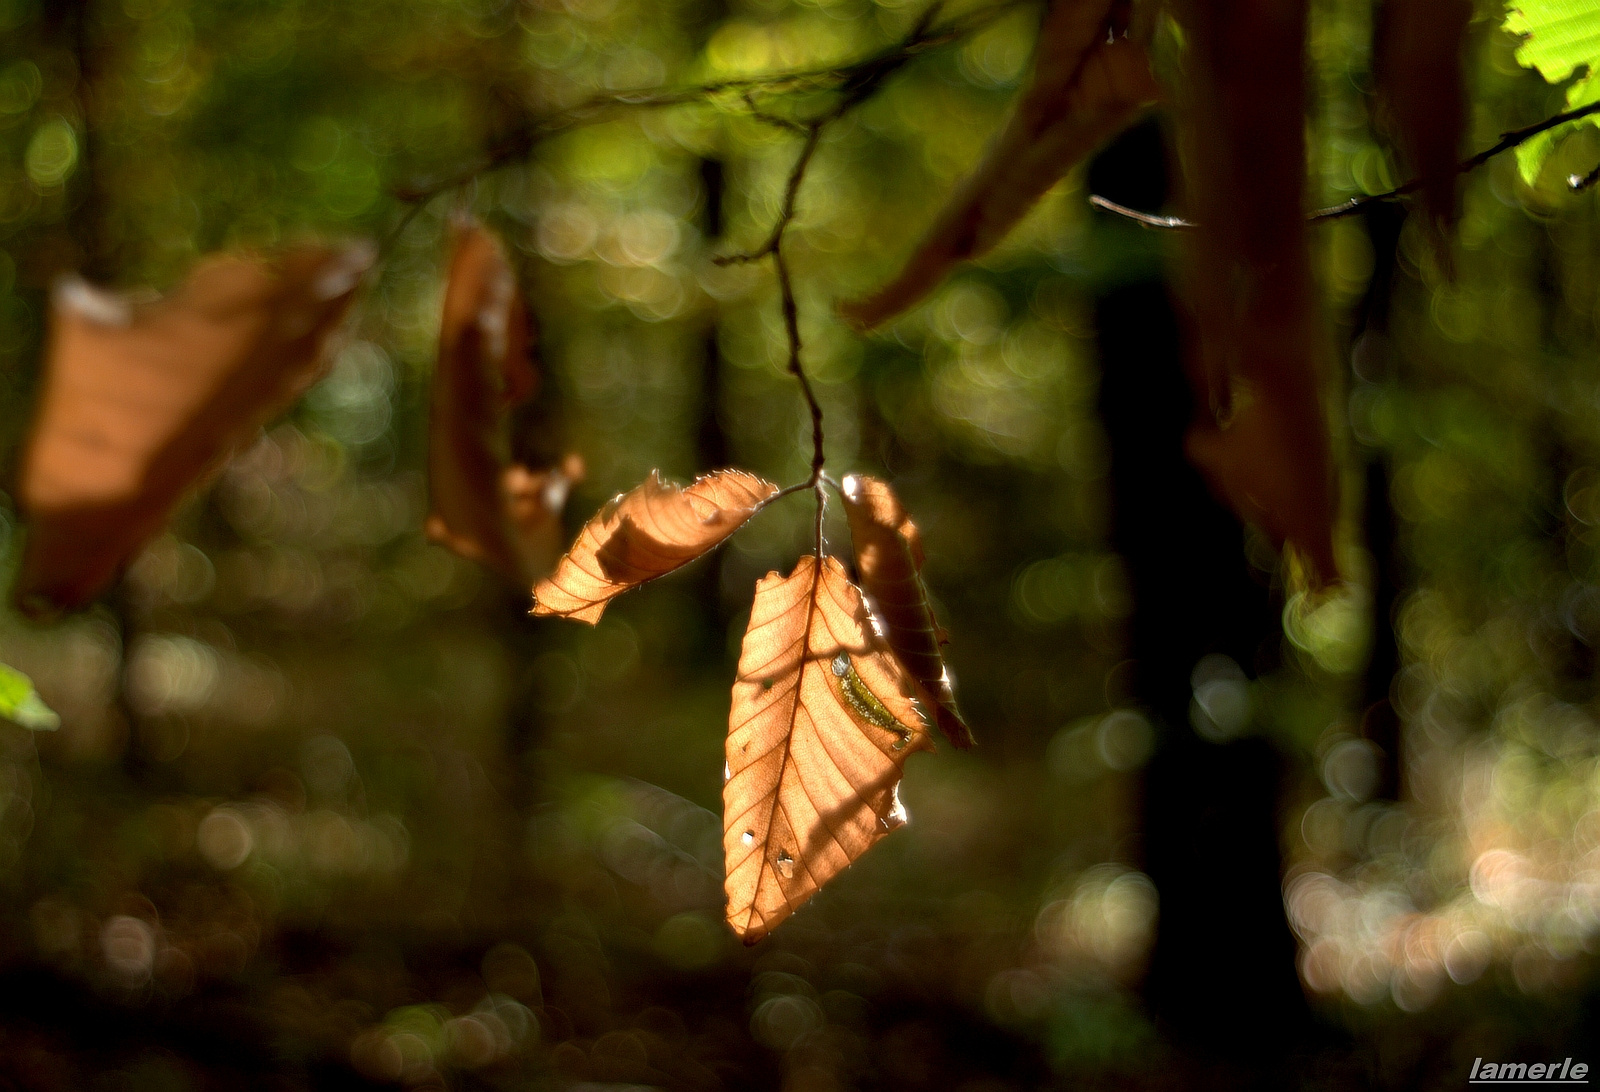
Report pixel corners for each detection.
[1504,0,1600,180]
[0,660,56,730]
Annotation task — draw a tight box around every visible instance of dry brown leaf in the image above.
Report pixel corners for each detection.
[840,474,973,749]
[15,243,373,615]
[1172,0,1338,584]
[1186,388,1338,582]
[839,0,1159,330]
[532,468,778,624]
[1374,0,1470,240]
[724,554,934,943]
[425,221,582,585]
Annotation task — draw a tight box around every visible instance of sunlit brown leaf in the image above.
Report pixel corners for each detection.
[15,243,373,615]
[724,554,934,943]
[425,221,583,585]
[839,0,1159,330]
[1374,0,1470,241]
[1171,0,1338,584]
[532,468,779,624]
[840,474,973,749]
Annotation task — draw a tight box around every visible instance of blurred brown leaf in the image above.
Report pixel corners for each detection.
[15,243,373,615]
[1172,0,1338,584]
[839,0,1159,330]
[1374,0,1470,241]
[426,221,582,586]
[532,468,778,624]
[840,474,973,749]
[724,554,933,943]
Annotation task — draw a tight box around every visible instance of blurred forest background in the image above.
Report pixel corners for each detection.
[0,0,1598,1088]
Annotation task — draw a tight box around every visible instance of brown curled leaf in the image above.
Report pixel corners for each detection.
[724,554,934,944]
[840,474,973,749]
[532,468,778,624]
[426,221,583,585]
[15,243,373,615]
[1186,387,1339,583]
[1374,0,1470,244]
[839,0,1159,330]
[1171,0,1338,585]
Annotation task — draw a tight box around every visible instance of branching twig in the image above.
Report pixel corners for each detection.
[1090,99,1600,230]
[1087,195,1191,228]
[715,123,826,265]
[390,0,1024,214]
[740,90,809,136]
[383,0,1026,552]
[696,5,952,553]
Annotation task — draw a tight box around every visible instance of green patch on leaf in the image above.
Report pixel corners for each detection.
[0,663,58,731]
[1504,0,1600,182]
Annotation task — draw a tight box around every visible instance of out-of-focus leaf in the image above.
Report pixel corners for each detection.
[0,663,58,731]
[1505,0,1600,182]
[840,474,973,749]
[723,555,933,944]
[15,244,373,615]
[1375,0,1470,236]
[532,468,778,624]
[1171,0,1338,584]
[426,221,582,585]
[1185,389,1337,582]
[839,0,1159,330]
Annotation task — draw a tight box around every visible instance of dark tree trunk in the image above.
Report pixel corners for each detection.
[1089,119,1311,1085]
[1354,202,1407,802]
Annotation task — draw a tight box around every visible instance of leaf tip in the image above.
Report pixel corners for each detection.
[835,295,888,334]
[937,705,977,750]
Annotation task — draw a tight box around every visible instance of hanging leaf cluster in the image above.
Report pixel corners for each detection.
[3,0,1518,949]
[14,220,580,617]
[841,0,1482,586]
[536,470,972,942]
[426,221,584,586]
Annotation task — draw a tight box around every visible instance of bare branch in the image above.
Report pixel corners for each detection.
[390,0,1029,213]
[1090,99,1600,231]
[384,0,1035,554]
[1088,195,1192,228]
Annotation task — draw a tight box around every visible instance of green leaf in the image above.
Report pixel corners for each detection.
[0,663,58,731]
[1504,0,1600,181]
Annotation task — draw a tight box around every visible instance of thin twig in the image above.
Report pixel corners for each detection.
[740,90,809,135]
[378,189,442,256]
[700,4,949,554]
[387,0,1016,555]
[1087,195,1191,228]
[1090,99,1600,231]
[392,0,1026,210]
[715,123,825,265]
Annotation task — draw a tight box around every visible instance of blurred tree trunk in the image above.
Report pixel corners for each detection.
[1355,202,1407,802]
[47,0,108,282]
[1089,119,1311,1086]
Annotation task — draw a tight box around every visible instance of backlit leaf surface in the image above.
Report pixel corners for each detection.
[724,555,934,943]
[839,0,1159,329]
[1504,0,1600,182]
[15,244,372,614]
[840,474,973,749]
[532,468,778,624]
[426,221,581,585]
[0,663,58,731]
